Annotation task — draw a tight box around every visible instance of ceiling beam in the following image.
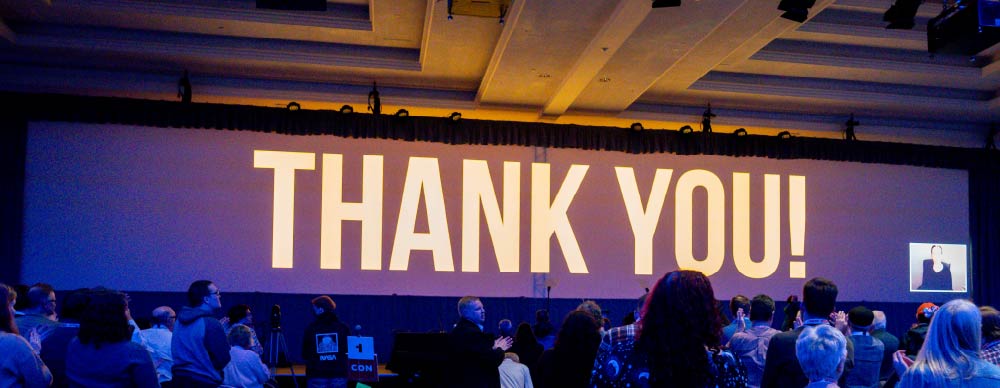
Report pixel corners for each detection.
[473,0,528,106]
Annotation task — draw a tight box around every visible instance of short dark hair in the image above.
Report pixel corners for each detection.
[227,304,251,323]
[77,289,132,348]
[802,277,838,317]
[27,283,55,309]
[59,288,93,322]
[187,280,214,307]
[981,306,1000,343]
[457,296,481,316]
[311,295,336,312]
[730,295,750,317]
[749,294,775,322]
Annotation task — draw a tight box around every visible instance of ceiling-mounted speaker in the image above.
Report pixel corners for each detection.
[256,0,327,11]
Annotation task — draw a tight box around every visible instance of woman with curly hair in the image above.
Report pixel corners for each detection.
[65,288,158,387]
[591,270,748,388]
[0,283,52,387]
[535,310,602,387]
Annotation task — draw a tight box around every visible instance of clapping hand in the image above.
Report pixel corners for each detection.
[494,336,513,351]
[736,308,746,332]
[832,311,849,335]
[892,350,914,378]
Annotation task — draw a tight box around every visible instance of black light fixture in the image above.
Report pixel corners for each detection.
[449,112,462,121]
[986,123,997,150]
[778,0,815,23]
[286,102,301,111]
[630,122,644,131]
[701,103,716,133]
[679,125,694,134]
[395,109,409,117]
[777,131,792,139]
[368,81,381,115]
[844,114,859,141]
[340,105,354,114]
[733,128,748,136]
[652,0,680,8]
[884,0,921,30]
[177,69,192,103]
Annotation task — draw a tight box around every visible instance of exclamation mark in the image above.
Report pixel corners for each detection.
[789,175,806,278]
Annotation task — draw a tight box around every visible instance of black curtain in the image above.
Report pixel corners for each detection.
[0,115,26,285]
[970,168,1000,307]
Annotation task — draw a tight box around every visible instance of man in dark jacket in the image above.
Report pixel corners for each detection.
[171,280,230,387]
[446,296,512,388]
[302,295,350,388]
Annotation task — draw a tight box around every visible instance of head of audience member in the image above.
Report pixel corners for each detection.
[311,295,336,316]
[227,324,255,349]
[1,283,18,334]
[12,284,30,313]
[554,310,601,356]
[576,300,603,325]
[796,324,848,384]
[151,306,177,331]
[872,310,887,331]
[25,282,58,320]
[633,293,648,323]
[802,277,838,320]
[458,296,485,326]
[498,319,514,337]
[916,302,938,325]
[749,294,775,324]
[227,304,253,326]
[514,322,537,345]
[730,295,750,321]
[504,352,520,363]
[78,289,132,348]
[187,280,221,311]
[58,288,92,324]
[900,299,983,387]
[638,270,723,386]
[848,305,875,333]
[980,306,1000,345]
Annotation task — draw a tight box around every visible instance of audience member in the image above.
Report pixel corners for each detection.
[729,294,780,388]
[843,306,883,388]
[15,282,60,337]
[980,306,1000,366]
[302,295,350,388]
[723,295,752,344]
[902,303,936,357]
[762,277,855,388]
[223,324,270,388]
[534,310,601,388]
[796,324,848,388]
[894,299,1000,387]
[141,306,175,386]
[532,310,556,350]
[576,300,604,336]
[498,319,515,338]
[0,283,52,387]
[446,296,511,388]
[12,284,31,316]
[591,270,748,387]
[222,304,264,355]
[64,288,158,387]
[871,310,900,382]
[171,280,231,387]
[41,288,90,388]
[508,322,542,372]
[782,295,801,332]
[600,293,647,352]
[498,352,533,388]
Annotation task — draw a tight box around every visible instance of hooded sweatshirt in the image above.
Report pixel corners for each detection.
[171,306,231,384]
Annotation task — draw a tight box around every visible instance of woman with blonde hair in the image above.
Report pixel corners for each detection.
[0,283,52,387]
[894,299,1000,387]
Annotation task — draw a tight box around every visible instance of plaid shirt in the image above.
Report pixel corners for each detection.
[983,339,1000,366]
[599,323,637,352]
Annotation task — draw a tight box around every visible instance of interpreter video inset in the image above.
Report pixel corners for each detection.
[909,243,968,292]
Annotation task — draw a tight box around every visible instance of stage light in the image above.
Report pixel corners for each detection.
[286,102,300,111]
[679,125,694,134]
[701,103,716,133]
[778,0,815,23]
[844,114,859,141]
[449,112,462,121]
[340,105,354,114]
[630,122,644,131]
[884,0,920,30]
[395,109,409,117]
[177,70,192,103]
[987,124,997,150]
[368,81,381,115]
[733,128,748,136]
[777,131,792,139]
[652,0,680,8]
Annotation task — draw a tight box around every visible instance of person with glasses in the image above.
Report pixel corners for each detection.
[14,282,59,339]
[141,306,176,386]
[171,280,230,388]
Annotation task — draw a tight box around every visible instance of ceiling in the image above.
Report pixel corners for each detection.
[1,0,997,147]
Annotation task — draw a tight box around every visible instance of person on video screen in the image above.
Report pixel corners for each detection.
[919,245,952,291]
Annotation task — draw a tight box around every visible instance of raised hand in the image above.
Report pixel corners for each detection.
[494,336,513,351]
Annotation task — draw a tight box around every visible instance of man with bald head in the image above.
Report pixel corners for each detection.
[870,310,899,383]
[446,296,512,388]
[142,306,176,385]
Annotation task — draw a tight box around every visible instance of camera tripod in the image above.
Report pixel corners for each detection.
[268,325,299,388]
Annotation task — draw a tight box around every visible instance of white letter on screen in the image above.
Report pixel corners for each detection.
[253,150,316,269]
[674,169,725,276]
[732,173,781,278]
[462,160,521,272]
[389,157,455,272]
[530,163,590,273]
[615,167,673,275]
[321,154,384,270]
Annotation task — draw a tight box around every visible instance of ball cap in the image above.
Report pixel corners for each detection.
[917,302,939,318]
[848,305,874,327]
